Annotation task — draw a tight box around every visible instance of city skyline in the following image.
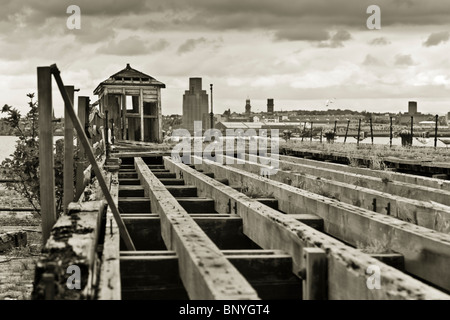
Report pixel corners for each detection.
[1,1,450,117]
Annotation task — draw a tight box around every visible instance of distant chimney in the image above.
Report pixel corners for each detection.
[408,101,417,115]
[267,98,274,114]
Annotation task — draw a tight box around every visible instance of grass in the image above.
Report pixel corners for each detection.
[282,140,450,164]
[357,240,393,254]
[242,185,273,198]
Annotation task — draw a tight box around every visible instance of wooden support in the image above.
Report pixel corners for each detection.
[134,157,259,300]
[140,89,144,142]
[50,64,135,251]
[303,248,327,300]
[75,96,89,201]
[344,119,350,144]
[122,89,126,140]
[435,114,438,148]
[390,116,393,148]
[370,117,374,145]
[164,157,450,299]
[37,67,57,244]
[63,86,75,213]
[357,118,361,147]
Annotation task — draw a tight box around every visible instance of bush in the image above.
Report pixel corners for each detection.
[1,94,69,214]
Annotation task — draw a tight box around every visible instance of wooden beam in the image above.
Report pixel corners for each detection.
[50,64,135,251]
[139,88,144,142]
[303,248,327,300]
[37,66,56,244]
[164,157,450,299]
[98,171,121,300]
[75,97,89,201]
[134,157,259,300]
[121,89,126,140]
[63,86,75,213]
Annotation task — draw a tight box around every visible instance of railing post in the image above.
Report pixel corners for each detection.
[105,110,110,159]
[390,116,393,148]
[357,118,361,147]
[435,114,438,148]
[370,117,374,145]
[344,119,350,144]
[37,67,57,244]
[75,96,89,200]
[63,86,75,213]
[411,116,414,146]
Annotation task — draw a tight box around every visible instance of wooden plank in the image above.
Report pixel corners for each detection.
[50,64,135,251]
[64,86,75,213]
[75,96,89,200]
[37,66,56,244]
[164,156,450,299]
[98,171,121,300]
[32,201,105,299]
[134,157,259,300]
[140,88,144,142]
[198,156,450,292]
[303,248,327,300]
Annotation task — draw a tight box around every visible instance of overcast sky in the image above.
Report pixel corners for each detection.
[1,0,450,117]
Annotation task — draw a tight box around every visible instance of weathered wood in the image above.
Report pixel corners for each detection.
[303,248,327,300]
[50,64,135,251]
[75,96,89,200]
[139,89,144,142]
[64,86,75,213]
[37,66,56,244]
[32,201,105,300]
[134,157,259,300]
[98,171,121,300]
[164,156,450,299]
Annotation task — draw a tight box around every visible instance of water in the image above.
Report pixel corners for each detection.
[0,136,63,163]
[0,136,19,163]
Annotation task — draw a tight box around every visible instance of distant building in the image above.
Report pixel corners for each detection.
[182,78,209,133]
[408,101,417,115]
[245,99,251,115]
[93,63,165,142]
[267,99,274,114]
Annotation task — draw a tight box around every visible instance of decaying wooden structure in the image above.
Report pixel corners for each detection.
[93,64,165,143]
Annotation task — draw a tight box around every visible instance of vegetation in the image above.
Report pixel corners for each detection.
[1,94,69,214]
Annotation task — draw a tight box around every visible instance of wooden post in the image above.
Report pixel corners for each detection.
[370,117,374,145]
[310,122,313,142]
[139,89,144,142]
[37,67,57,244]
[75,97,89,201]
[63,86,75,213]
[302,121,306,142]
[111,120,115,145]
[303,248,327,300]
[434,115,438,148]
[333,120,337,135]
[357,118,361,147]
[344,119,350,144]
[320,127,323,143]
[411,116,414,146]
[121,90,126,140]
[105,110,110,159]
[390,116,393,148]
[50,64,135,251]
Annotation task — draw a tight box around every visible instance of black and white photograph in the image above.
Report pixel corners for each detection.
[0,0,450,309]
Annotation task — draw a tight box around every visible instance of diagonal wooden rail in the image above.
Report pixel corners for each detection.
[48,64,135,251]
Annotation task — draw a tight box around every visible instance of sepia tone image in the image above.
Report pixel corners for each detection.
[0,0,449,306]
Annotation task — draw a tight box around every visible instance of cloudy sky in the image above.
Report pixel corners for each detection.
[1,0,450,117]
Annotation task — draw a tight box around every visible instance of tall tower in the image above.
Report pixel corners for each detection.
[267,98,274,114]
[182,78,209,133]
[408,101,417,115]
[245,99,251,115]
